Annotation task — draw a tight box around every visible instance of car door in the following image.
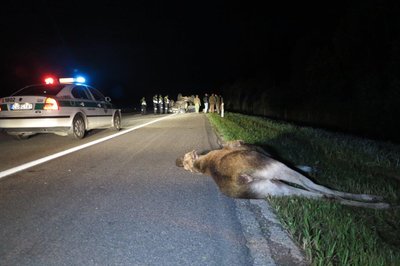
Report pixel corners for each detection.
[87,86,112,128]
[71,85,99,129]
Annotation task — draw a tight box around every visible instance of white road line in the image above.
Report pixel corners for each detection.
[0,114,177,179]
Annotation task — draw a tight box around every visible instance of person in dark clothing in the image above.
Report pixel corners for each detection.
[158,95,164,114]
[216,94,221,114]
[209,93,216,113]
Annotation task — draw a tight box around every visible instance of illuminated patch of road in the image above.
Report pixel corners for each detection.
[0,114,177,179]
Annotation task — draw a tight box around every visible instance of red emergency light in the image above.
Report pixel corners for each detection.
[44,77,56,85]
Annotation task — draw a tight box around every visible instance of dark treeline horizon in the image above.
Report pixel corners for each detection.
[219,0,400,144]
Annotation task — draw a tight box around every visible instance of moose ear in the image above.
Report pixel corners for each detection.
[236,140,245,145]
[224,140,245,148]
[191,150,199,160]
[238,174,253,184]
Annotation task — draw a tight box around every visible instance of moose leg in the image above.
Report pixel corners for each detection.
[282,167,384,202]
[251,180,390,209]
[250,179,328,199]
[333,198,390,209]
[256,162,383,202]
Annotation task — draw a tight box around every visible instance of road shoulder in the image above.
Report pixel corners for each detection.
[235,199,308,266]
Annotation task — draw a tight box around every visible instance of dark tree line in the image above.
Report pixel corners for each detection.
[221,1,400,143]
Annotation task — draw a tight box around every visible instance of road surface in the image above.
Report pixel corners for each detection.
[0,113,306,265]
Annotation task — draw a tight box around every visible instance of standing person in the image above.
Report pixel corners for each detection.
[153,94,159,114]
[209,93,216,113]
[164,95,170,114]
[158,94,164,114]
[141,97,147,115]
[193,95,201,113]
[184,101,188,112]
[169,99,174,112]
[203,93,209,113]
[216,94,221,114]
[220,95,224,117]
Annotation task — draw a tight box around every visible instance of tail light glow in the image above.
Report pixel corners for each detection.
[44,97,59,110]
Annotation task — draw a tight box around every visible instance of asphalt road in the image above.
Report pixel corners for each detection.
[0,113,306,266]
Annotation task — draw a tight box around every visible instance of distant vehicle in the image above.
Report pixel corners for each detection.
[170,95,195,113]
[0,76,121,139]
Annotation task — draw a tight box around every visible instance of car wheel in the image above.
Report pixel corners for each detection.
[113,112,121,131]
[69,115,86,139]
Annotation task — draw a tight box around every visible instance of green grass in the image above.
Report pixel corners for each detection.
[207,112,400,266]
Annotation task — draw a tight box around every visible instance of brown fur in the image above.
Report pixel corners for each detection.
[176,140,391,209]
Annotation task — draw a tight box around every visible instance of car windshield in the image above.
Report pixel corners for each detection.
[12,85,64,96]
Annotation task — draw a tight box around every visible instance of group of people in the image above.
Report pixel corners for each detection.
[193,93,224,114]
[140,93,224,116]
[140,95,173,115]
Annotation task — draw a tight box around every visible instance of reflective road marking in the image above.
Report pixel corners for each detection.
[0,114,177,179]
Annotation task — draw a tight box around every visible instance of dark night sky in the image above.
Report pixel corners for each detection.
[1,0,345,107]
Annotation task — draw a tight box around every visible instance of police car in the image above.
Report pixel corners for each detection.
[0,76,121,139]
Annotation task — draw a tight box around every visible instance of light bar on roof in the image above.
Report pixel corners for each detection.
[59,76,87,84]
[59,78,75,83]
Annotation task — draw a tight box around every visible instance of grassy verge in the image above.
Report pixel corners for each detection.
[207,112,400,265]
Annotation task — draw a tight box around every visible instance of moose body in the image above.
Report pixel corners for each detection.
[176,140,390,209]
